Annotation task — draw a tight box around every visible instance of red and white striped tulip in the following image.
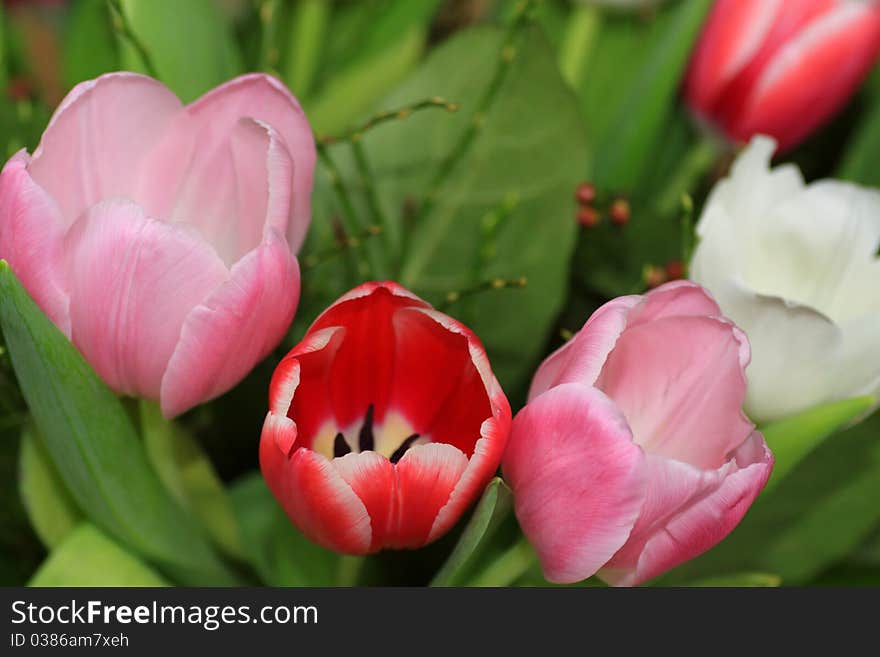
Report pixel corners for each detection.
[260,282,512,554]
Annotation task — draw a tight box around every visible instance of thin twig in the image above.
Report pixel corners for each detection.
[107,0,159,79]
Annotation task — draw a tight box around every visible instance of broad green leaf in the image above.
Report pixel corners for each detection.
[283,0,329,98]
[230,472,339,586]
[837,89,880,186]
[761,396,875,492]
[353,26,589,393]
[687,572,781,588]
[580,0,712,191]
[119,0,242,102]
[62,0,118,89]
[0,2,7,92]
[18,423,81,549]
[432,478,513,586]
[306,1,442,134]
[29,524,168,587]
[140,401,244,561]
[0,262,236,585]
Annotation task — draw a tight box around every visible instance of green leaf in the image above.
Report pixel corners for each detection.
[140,401,244,561]
[0,262,236,585]
[119,0,242,102]
[761,396,875,492]
[29,524,168,587]
[230,472,339,586]
[0,1,7,92]
[431,477,513,586]
[18,423,81,549]
[687,572,781,588]
[580,0,712,191]
[306,1,442,135]
[283,0,329,98]
[352,25,589,393]
[62,0,119,89]
[837,81,880,186]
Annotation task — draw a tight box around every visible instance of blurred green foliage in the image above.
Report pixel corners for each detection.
[0,0,878,588]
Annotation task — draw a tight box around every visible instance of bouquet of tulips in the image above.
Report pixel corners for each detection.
[0,0,878,588]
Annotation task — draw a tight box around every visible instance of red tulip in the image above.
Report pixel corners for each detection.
[684,0,880,153]
[259,282,511,554]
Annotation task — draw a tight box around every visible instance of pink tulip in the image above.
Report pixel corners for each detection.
[503,281,774,586]
[684,0,880,153]
[0,73,315,417]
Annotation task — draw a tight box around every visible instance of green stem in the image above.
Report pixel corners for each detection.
[258,0,282,74]
[440,276,528,311]
[337,555,366,586]
[320,98,458,145]
[285,0,329,97]
[469,535,536,587]
[107,0,159,79]
[656,137,719,217]
[302,223,383,271]
[351,139,395,276]
[558,4,602,87]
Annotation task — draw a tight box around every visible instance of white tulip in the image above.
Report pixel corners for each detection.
[690,136,880,424]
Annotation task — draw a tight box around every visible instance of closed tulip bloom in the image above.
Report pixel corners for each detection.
[0,73,315,417]
[690,136,880,423]
[503,281,773,586]
[684,0,880,153]
[260,282,511,554]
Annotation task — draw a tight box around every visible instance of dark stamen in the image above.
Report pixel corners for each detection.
[359,404,375,452]
[390,434,421,464]
[334,433,351,458]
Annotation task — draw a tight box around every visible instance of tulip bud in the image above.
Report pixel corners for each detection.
[684,0,880,153]
[260,282,512,555]
[0,72,316,417]
[504,281,773,586]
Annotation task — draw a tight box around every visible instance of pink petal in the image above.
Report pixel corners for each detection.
[595,316,754,470]
[139,117,296,265]
[160,229,300,418]
[394,443,469,549]
[26,73,183,224]
[626,280,722,327]
[63,199,228,401]
[258,439,371,554]
[0,150,70,333]
[732,1,880,152]
[503,383,646,584]
[600,432,773,586]
[164,74,315,253]
[528,295,641,400]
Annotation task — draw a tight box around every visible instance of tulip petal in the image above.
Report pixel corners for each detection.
[139,117,296,265]
[27,73,183,224]
[503,383,646,584]
[596,315,754,470]
[0,151,69,333]
[258,441,371,554]
[628,280,722,325]
[63,199,228,401]
[332,451,397,552]
[160,229,300,418]
[528,295,640,400]
[180,74,315,252]
[732,1,880,151]
[600,431,773,586]
[394,443,469,549]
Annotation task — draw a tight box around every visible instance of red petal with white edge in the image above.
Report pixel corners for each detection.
[333,451,397,552]
[64,199,228,401]
[259,440,372,555]
[27,72,183,224]
[503,383,646,584]
[0,151,70,333]
[160,229,300,418]
[600,432,773,586]
[394,443,470,549]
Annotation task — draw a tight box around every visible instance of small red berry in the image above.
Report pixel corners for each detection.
[609,198,630,226]
[644,265,667,289]
[575,182,596,206]
[665,260,685,280]
[577,207,600,228]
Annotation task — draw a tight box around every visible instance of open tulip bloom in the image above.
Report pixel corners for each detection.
[260,282,512,554]
[503,282,774,586]
[0,72,315,417]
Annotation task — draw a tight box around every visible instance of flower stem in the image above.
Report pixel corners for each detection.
[318,97,458,146]
[337,555,366,587]
[106,0,159,79]
[440,276,528,311]
[350,139,396,275]
[469,535,537,587]
[655,137,720,217]
[558,4,602,88]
